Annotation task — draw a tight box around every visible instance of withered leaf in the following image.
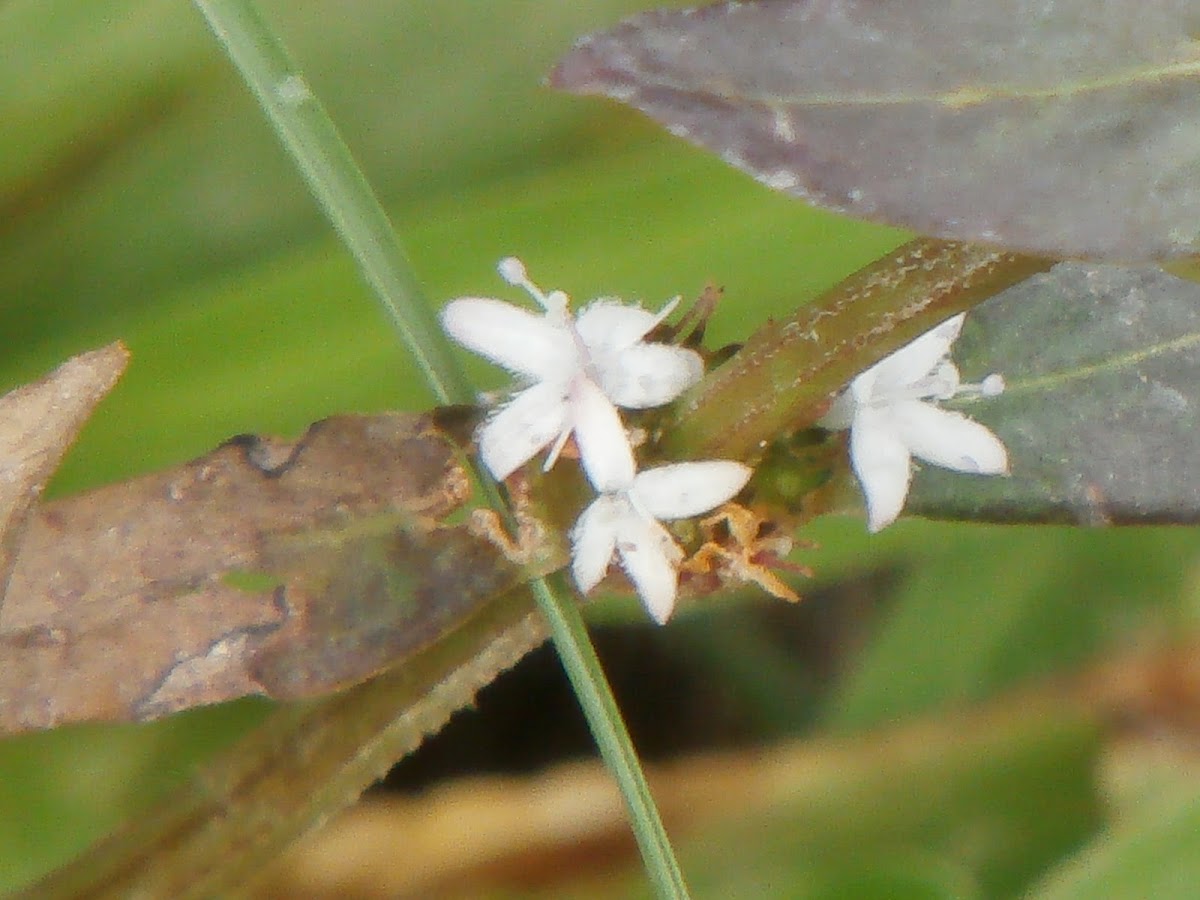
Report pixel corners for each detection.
[0,413,547,735]
[0,342,128,614]
[907,263,1200,524]
[553,1,1200,260]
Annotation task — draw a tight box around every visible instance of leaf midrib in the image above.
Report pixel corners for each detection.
[953,329,1200,404]
[620,56,1200,109]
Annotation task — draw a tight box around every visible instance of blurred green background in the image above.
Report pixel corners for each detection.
[3,1,1200,896]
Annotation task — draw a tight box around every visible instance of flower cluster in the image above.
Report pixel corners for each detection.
[442,258,751,623]
[819,313,1009,532]
[445,259,1008,615]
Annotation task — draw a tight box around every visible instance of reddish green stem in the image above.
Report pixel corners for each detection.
[663,239,1054,461]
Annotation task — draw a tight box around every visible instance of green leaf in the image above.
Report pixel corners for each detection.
[1028,787,1200,900]
[0,0,671,354]
[552,0,1200,260]
[823,524,1196,731]
[684,692,1104,899]
[908,263,1200,524]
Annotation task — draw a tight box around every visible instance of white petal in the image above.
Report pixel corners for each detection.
[849,410,913,532]
[541,423,573,471]
[819,368,876,431]
[571,378,636,492]
[575,300,659,350]
[570,495,624,594]
[632,461,753,520]
[849,367,878,405]
[616,515,684,624]
[929,359,962,399]
[887,400,1009,475]
[441,298,576,379]
[869,314,964,392]
[478,381,568,481]
[595,343,704,409]
[818,388,857,431]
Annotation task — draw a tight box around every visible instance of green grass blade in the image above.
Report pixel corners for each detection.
[190,0,469,405]
[188,1,690,896]
[530,574,692,898]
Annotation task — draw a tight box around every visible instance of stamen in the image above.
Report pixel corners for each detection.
[956,373,1006,398]
[980,374,1005,397]
[497,256,529,287]
[498,256,562,313]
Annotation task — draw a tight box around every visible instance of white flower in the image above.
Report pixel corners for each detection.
[571,460,753,624]
[441,258,703,483]
[821,313,1008,533]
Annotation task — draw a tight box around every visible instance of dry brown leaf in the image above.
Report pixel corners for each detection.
[0,342,129,614]
[0,412,543,735]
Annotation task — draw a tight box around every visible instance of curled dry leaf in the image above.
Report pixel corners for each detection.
[0,413,553,736]
[0,342,129,613]
[553,0,1200,260]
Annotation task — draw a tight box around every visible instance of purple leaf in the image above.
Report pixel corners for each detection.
[909,263,1200,523]
[552,0,1200,260]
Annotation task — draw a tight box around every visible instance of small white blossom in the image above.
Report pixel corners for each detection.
[441,258,703,483]
[571,460,753,624]
[821,313,1008,533]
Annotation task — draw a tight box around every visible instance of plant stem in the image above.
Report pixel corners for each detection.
[185,2,690,897]
[21,605,548,899]
[663,239,1054,461]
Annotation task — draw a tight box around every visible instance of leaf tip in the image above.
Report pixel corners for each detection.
[547,37,610,95]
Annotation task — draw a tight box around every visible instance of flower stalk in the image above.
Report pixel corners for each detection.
[661,240,1052,462]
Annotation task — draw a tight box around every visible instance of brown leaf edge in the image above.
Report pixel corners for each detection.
[0,342,129,614]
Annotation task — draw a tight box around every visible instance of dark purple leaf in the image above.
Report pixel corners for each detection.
[553,0,1200,260]
[908,263,1200,523]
